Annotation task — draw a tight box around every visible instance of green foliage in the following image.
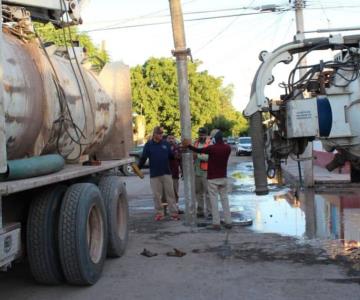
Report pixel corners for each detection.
[204,115,235,137]
[130,57,249,137]
[33,23,109,71]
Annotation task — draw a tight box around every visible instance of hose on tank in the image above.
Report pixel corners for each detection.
[0,154,65,181]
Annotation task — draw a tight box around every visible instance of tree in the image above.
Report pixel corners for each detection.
[204,115,235,137]
[131,57,248,137]
[33,23,109,71]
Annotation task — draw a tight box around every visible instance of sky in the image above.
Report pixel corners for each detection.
[79,0,360,112]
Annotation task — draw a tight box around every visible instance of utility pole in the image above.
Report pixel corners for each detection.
[293,0,314,187]
[0,0,6,175]
[0,0,5,229]
[169,0,196,225]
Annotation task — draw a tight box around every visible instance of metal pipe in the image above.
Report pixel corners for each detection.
[304,26,360,34]
[0,154,65,181]
[249,111,268,195]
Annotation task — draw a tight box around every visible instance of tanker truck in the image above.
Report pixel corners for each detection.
[244,34,360,195]
[0,0,134,285]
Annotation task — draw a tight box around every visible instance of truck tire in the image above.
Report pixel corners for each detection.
[121,163,134,176]
[98,176,129,257]
[27,185,67,285]
[58,183,108,285]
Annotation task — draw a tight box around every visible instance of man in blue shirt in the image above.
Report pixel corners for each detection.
[138,126,180,221]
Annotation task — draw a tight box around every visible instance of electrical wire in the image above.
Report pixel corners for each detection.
[282,42,360,101]
[194,15,239,54]
[315,0,331,27]
[60,0,95,135]
[33,27,85,161]
[31,1,99,161]
[80,3,360,30]
[82,10,276,33]
[193,0,257,54]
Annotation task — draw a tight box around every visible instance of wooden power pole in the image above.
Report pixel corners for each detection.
[0,0,6,175]
[169,0,196,225]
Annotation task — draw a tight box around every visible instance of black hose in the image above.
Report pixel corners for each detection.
[249,111,269,195]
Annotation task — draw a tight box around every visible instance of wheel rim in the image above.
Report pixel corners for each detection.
[126,164,134,175]
[86,204,104,264]
[117,195,127,239]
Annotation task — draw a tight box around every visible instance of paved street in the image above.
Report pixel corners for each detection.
[0,154,360,300]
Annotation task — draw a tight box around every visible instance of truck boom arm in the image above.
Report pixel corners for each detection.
[2,0,82,24]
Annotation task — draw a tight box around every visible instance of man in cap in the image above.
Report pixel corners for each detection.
[183,129,232,230]
[193,127,212,218]
[138,126,180,221]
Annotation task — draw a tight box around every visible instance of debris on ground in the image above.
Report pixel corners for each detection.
[166,248,186,257]
[140,248,158,257]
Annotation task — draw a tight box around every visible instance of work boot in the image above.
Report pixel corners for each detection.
[154,214,165,221]
[171,213,180,221]
[224,223,233,230]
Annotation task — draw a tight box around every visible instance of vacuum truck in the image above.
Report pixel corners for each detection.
[244,33,360,195]
[0,0,134,285]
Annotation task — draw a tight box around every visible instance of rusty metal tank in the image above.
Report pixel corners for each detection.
[2,31,117,161]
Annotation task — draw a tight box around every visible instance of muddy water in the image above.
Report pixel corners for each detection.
[229,161,360,258]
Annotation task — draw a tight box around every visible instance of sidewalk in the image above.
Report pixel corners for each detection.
[282,157,350,185]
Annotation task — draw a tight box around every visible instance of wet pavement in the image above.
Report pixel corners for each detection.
[128,156,360,266]
[228,157,360,275]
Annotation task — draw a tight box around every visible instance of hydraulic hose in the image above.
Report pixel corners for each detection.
[0,154,65,181]
[249,111,269,195]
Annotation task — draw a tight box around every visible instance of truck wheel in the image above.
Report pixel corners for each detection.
[121,157,139,176]
[59,183,108,285]
[27,185,67,285]
[98,176,129,257]
[121,163,134,176]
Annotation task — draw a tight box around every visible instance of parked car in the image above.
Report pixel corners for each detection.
[236,137,252,156]
[227,136,237,145]
[121,144,147,176]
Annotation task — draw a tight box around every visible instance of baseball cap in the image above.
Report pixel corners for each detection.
[198,127,208,135]
[210,129,219,138]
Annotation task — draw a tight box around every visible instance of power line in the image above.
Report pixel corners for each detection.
[81,0,198,28]
[81,3,290,28]
[194,15,239,54]
[316,0,331,27]
[81,3,360,33]
[193,0,258,54]
[82,11,275,33]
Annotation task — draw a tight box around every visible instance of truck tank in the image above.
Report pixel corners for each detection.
[2,31,119,162]
[0,1,135,286]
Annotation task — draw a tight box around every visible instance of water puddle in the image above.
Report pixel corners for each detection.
[229,161,360,258]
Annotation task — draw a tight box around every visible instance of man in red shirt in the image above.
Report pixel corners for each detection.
[183,129,232,230]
